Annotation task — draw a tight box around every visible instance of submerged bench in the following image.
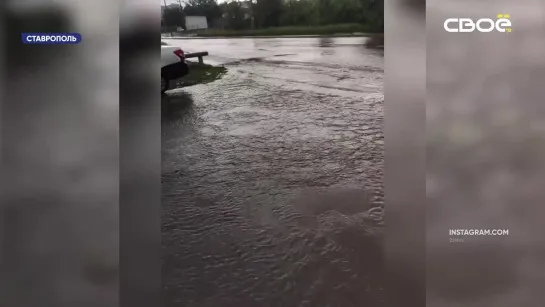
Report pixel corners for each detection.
[185,51,209,64]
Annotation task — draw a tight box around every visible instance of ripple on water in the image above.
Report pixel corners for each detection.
[163,188,385,306]
[227,124,263,136]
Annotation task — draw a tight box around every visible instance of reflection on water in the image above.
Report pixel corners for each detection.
[318,37,336,56]
[161,91,194,123]
[318,36,334,48]
[364,34,384,49]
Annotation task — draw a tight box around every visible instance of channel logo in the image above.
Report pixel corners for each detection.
[22,33,82,44]
[444,14,512,33]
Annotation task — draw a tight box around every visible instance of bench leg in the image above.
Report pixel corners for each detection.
[198,56,203,64]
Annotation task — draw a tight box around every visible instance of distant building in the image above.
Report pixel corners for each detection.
[185,16,208,30]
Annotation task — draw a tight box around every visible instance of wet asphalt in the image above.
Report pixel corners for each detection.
[161,37,384,307]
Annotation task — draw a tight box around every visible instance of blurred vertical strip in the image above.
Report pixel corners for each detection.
[119,1,161,307]
[0,7,3,283]
[384,0,426,306]
[426,1,545,306]
[1,1,119,307]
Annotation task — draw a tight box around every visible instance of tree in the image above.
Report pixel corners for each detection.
[163,7,186,30]
[213,0,384,32]
[254,0,283,28]
[357,0,383,32]
[223,1,250,30]
[280,0,318,26]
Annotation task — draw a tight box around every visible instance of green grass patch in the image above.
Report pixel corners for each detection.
[174,63,227,88]
[194,24,380,37]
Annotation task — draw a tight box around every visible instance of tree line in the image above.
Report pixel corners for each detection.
[162,0,383,32]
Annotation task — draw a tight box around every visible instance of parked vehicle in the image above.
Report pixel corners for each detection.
[161,42,189,93]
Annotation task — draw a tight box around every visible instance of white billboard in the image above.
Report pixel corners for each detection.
[185,16,208,30]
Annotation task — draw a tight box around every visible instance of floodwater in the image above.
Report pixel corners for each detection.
[161,37,384,307]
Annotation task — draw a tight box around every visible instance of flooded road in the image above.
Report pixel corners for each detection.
[162,37,384,307]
